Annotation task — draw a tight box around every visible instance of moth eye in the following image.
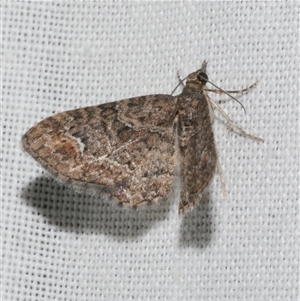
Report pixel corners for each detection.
[197,72,208,85]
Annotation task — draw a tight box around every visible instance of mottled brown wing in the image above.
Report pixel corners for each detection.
[178,91,217,214]
[22,95,177,206]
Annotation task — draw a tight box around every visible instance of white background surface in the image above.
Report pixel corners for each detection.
[2,2,299,301]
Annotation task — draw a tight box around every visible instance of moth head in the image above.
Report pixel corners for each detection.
[186,60,208,88]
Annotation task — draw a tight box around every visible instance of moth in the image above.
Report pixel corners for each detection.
[22,61,263,214]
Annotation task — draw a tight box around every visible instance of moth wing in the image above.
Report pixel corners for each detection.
[178,93,217,214]
[22,95,177,206]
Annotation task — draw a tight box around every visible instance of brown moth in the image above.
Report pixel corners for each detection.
[22,61,263,214]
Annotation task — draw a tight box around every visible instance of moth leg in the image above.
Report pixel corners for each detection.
[176,71,185,88]
[206,94,264,142]
[216,157,227,200]
[207,99,227,199]
[206,80,259,95]
[171,72,187,95]
[207,93,215,124]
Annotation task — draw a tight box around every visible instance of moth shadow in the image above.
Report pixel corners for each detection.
[22,175,172,238]
[179,191,213,248]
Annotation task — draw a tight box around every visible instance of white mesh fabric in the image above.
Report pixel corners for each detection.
[2,2,299,301]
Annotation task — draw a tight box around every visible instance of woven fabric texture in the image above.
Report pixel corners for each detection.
[2,2,299,301]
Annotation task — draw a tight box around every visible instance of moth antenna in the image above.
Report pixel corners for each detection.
[171,75,188,95]
[200,75,247,114]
